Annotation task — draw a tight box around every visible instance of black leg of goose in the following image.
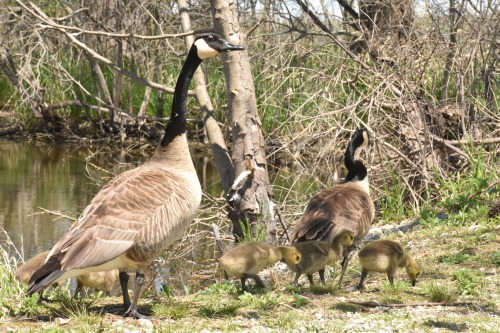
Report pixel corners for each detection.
[307,274,314,286]
[318,269,326,285]
[243,273,265,289]
[124,272,150,319]
[356,269,367,292]
[74,280,83,299]
[338,250,353,286]
[293,271,301,287]
[119,271,131,311]
[240,277,247,292]
[388,275,394,286]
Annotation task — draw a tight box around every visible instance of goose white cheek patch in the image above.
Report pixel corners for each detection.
[195,39,219,59]
[361,131,369,148]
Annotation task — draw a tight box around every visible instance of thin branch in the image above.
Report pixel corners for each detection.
[30,207,77,221]
[19,0,194,96]
[346,299,473,308]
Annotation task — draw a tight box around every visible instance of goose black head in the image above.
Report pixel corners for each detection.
[343,129,370,182]
[350,129,369,151]
[194,33,245,60]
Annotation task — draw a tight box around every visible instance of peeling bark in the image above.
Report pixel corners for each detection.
[210,0,276,243]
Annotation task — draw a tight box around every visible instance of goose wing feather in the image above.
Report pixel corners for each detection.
[47,166,196,270]
[292,184,374,244]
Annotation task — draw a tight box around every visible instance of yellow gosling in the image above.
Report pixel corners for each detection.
[16,251,51,286]
[356,239,420,292]
[288,230,354,286]
[220,242,301,292]
[75,269,119,297]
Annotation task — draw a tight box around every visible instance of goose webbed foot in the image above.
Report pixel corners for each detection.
[122,272,150,319]
[124,306,151,319]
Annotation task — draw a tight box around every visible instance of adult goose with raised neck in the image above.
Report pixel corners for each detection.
[291,129,375,287]
[27,33,244,319]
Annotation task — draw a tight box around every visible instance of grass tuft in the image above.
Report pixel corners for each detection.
[424,282,457,303]
[198,298,241,317]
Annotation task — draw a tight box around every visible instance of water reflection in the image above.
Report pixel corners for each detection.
[0,140,222,262]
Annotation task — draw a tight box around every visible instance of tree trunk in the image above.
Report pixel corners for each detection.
[440,0,460,101]
[177,0,239,227]
[359,0,415,42]
[210,0,277,244]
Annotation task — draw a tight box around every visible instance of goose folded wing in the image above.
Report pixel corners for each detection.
[46,168,184,271]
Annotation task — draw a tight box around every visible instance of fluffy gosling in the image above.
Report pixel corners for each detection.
[75,270,119,298]
[288,230,354,286]
[356,239,420,292]
[16,251,118,298]
[16,251,52,286]
[219,242,301,292]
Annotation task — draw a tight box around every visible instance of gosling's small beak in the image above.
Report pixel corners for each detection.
[412,280,417,287]
[221,40,245,51]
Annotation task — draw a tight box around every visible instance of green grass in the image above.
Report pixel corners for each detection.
[424,282,457,303]
[452,269,485,296]
[0,248,43,318]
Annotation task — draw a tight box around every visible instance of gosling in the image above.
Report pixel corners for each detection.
[74,270,119,298]
[356,239,420,292]
[16,251,118,298]
[219,242,302,292]
[16,251,53,286]
[288,230,354,286]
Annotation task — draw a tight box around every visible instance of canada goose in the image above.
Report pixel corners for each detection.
[16,251,118,298]
[219,242,302,292]
[291,129,374,286]
[356,240,420,292]
[288,230,354,286]
[27,33,244,318]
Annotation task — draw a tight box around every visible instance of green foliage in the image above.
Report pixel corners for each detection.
[420,146,499,228]
[202,281,238,295]
[291,292,308,308]
[378,280,410,304]
[309,284,336,295]
[380,162,413,224]
[239,219,266,242]
[53,289,101,319]
[419,209,443,227]
[198,298,241,317]
[452,269,484,296]
[160,282,174,298]
[438,248,476,264]
[0,248,43,318]
[424,282,457,303]
[153,298,191,319]
[489,251,500,266]
[238,291,283,310]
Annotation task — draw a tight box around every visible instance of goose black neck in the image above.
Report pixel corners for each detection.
[161,47,202,147]
[343,133,367,182]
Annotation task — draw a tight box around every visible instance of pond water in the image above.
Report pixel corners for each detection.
[0,139,230,292]
[0,139,318,294]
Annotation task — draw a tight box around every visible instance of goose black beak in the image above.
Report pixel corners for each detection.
[221,40,245,52]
